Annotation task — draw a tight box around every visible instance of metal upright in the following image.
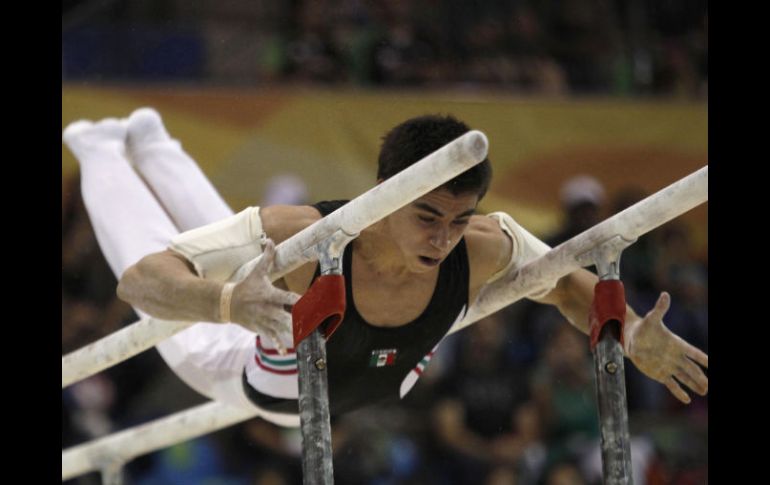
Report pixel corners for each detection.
[293,232,355,484]
[582,235,635,484]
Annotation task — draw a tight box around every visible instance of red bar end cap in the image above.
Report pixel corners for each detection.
[291,274,346,346]
[589,280,627,351]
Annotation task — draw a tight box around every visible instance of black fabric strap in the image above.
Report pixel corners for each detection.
[241,370,300,416]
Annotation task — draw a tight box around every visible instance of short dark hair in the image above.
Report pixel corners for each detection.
[377,114,492,199]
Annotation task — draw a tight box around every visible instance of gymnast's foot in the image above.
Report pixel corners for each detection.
[62,117,128,159]
[126,107,174,154]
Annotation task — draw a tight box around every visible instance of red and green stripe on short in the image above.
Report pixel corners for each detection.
[254,336,297,375]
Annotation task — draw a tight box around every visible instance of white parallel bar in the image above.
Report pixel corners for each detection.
[61,166,707,480]
[231,129,490,282]
[62,130,488,388]
[459,165,708,331]
[62,401,259,481]
[61,317,189,388]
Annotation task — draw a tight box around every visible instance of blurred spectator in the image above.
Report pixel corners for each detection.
[651,222,708,416]
[530,323,598,470]
[63,0,707,96]
[580,434,657,485]
[67,374,117,439]
[610,186,657,300]
[529,314,664,485]
[651,222,708,354]
[218,418,302,484]
[545,175,606,247]
[535,0,623,94]
[485,466,518,485]
[645,0,708,97]
[430,313,537,484]
[543,460,587,485]
[262,174,309,206]
[504,4,567,94]
[130,436,245,485]
[332,405,427,484]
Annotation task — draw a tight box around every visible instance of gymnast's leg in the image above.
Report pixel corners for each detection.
[62,117,251,406]
[123,108,297,415]
[63,115,298,425]
[63,118,178,278]
[125,107,233,231]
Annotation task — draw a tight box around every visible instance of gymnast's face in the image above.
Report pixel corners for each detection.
[384,188,478,273]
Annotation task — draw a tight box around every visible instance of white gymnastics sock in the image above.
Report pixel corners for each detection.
[126,107,233,232]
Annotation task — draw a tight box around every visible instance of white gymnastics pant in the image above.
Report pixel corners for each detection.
[66,114,299,427]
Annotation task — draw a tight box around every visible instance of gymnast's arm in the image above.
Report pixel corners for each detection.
[466,214,708,404]
[530,265,709,404]
[117,205,320,338]
[118,249,227,323]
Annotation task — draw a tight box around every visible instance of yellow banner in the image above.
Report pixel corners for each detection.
[63,86,707,251]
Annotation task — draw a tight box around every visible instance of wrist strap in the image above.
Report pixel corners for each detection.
[220,282,237,323]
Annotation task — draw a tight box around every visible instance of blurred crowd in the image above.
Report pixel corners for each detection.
[62,172,707,485]
[62,0,707,97]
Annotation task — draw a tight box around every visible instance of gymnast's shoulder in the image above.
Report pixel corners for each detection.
[259,205,322,244]
[464,214,514,289]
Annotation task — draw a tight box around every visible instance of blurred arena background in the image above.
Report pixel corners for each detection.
[62,1,707,484]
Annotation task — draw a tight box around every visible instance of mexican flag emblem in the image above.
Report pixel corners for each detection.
[369,348,398,367]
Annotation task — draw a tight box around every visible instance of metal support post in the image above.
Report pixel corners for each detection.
[294,231,355,485]
[580,235,636,485]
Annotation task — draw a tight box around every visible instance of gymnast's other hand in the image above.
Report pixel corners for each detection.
[624,292,708,404]
[230,239,300,354]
